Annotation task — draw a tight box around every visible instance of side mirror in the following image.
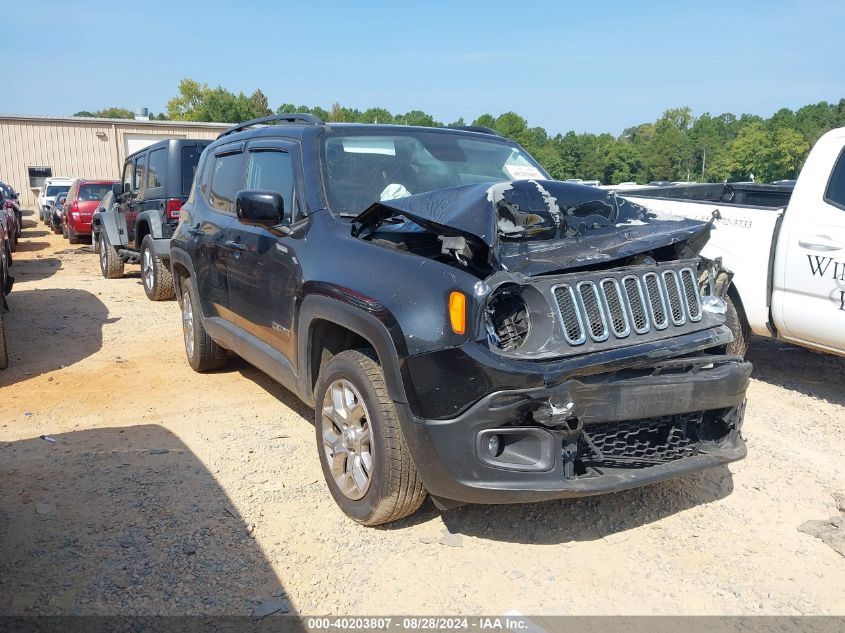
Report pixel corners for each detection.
[112,182,123,198]
[58,196,67,206]
[235,190,283,226]
[123,182,132,195]
[11,192,19,200]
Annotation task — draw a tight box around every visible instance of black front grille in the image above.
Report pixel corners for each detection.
[577,413,700,469]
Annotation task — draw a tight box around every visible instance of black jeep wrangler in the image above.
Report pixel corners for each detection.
[92,139,209,300]
[171,114,751,526]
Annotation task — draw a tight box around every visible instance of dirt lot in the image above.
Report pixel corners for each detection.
[1,209,843,617]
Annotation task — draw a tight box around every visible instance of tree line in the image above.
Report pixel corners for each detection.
[74,79,845,184]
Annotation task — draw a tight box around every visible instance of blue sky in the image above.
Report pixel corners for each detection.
[3,0,843,135]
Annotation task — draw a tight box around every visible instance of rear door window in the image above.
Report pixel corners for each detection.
[181,146,204,196]
[146,148,166,189]
[209,152,245,214]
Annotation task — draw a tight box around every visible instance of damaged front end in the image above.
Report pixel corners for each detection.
[354,179,750,504]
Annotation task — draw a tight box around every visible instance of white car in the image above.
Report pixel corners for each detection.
[623,127,845,357]
[37,177,74,225]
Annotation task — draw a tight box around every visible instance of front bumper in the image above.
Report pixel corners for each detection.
[397,354,751,504]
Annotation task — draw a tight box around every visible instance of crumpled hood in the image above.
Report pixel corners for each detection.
[354,179,711,275]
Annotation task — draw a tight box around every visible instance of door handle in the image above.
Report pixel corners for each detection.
[225,240,246,251]
[798,235,842,251]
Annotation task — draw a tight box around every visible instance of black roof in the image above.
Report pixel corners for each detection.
[125,137,212,161]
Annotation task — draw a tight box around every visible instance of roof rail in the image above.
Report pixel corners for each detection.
[217,113,323,139]
[447,125,501,137]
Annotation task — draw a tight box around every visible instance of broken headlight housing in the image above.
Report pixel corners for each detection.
[485,285,531,351]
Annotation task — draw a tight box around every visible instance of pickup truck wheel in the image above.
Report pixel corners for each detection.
[99,233,124,279]
[141,236,175,301]
[315,350,427,526]
[181,283,227,372]
[725,293,750,357]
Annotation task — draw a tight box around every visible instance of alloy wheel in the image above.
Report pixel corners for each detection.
[142,249,154,289]
[321,379,373,500]
[182,291,195,360]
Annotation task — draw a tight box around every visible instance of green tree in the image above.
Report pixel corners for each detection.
[167,79,258,123]
[74,107,135,119]
[248,89,272,118]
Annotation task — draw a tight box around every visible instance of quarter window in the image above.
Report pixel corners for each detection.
[825,149,845,209]
[209,153,245,213]
[246,150,295,223]
[147,148,166,189]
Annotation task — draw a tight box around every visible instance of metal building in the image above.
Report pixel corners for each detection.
[0,115,229,206]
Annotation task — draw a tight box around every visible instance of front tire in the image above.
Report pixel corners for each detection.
[99,232,124,279]
[141,236,175,301]
[314,350,427,526]
[725,292,750,357]
[181,281,227,372]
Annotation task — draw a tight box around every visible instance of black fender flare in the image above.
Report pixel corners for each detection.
[297,294,409,407]
[168,247,197,306]
[134,210,165,244]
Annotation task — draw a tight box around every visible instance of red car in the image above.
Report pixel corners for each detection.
[61,180,117,244]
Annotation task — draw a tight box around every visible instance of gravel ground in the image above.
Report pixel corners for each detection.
[0,210,843,617]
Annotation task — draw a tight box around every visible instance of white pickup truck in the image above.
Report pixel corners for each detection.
[621,127,845,358]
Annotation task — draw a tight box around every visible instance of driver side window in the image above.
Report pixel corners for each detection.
[122,161,133,193]
[245,150,296,224]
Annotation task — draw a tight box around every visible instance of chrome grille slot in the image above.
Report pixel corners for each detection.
[643,272,669,330]
[577,281,609,342]
[547,261,707,350]
[680,268,702,321]
[553,284,587,345]
[662,270,686,326]
[622,276,650,334]
[600,278,630,338]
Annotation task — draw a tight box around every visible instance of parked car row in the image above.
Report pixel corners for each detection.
[0,181,22,253]
[39,178,117,244]
[0,181,20,369]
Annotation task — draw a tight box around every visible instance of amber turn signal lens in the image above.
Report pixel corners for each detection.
[449,291,466,335]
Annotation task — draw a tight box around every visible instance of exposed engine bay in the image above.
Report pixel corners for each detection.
[354,179,732,359]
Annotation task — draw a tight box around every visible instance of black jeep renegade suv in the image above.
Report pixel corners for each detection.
[171,114,751,525]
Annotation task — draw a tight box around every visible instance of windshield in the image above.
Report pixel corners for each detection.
[321,130,547,216]
[79,183,112,202]
[45,185,70,197]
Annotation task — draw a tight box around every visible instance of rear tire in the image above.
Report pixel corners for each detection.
[314,350,427,526]
[181,281,227,372]
[141,235,175,301]
[99,232,124,279]
[68,225,79,245]
[725,292,751,358]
